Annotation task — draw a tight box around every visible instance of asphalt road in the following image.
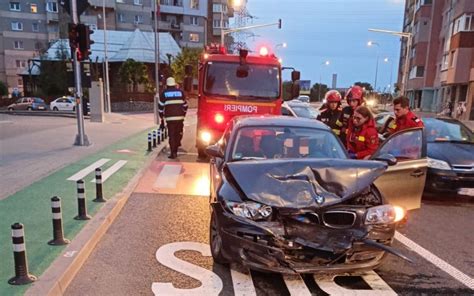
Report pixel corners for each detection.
[65,114,474,295]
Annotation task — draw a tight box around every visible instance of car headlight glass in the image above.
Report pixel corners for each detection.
[427,157,451,170]
[365,205,405,225]
[224,201,272,220]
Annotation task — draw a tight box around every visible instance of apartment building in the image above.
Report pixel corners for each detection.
[398,0,474,120]
[207,0,234,47]
[0,0,61,95]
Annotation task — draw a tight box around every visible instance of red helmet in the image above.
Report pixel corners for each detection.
[325,90,342,103]
[345,85,364,102]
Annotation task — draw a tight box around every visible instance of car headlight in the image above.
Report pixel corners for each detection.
[427,157,451,170]
[224,201,272,220]
[365,205,405,225]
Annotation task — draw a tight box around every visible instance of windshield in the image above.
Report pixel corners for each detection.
[231,126,346,161]
[33,98,44,103]
[425,118,473,143]
[291,105,319,119]
[204,62,280,100]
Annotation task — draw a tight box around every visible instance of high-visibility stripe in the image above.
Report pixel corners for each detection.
[159,101,165,106]
[52,201,61,208]
[164,99,185,105]
[335,120,343,127]
[332,129,341,135]
[12,229,24,238]
[165,116,185,121]
[206,99,276,107]
[358,136,365,142]
[13,244,25,252]
[52,212,62,219]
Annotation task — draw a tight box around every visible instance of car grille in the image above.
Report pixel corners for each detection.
[452,164,474,173]
[322,211,356,229]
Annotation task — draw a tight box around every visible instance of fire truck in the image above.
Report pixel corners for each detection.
[192,45,300,158]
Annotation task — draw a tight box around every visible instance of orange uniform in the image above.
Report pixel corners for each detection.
[388,111,424,134]
[346,119,379,159]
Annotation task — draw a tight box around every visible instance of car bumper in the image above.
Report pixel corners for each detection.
[424,168,474,196]
[212,203,392,274]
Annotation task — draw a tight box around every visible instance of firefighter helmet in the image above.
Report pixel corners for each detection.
[325,90,342,103]
[345,85,364,102]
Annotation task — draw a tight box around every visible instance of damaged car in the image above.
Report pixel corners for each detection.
[207,116,427,273]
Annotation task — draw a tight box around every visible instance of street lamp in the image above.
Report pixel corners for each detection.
[100,0,111,113]
[319,60,330,101]
[367,41,380,91]
[275,42,287,49]
[384,57,394,95]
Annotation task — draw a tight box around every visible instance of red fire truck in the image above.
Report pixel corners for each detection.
[194,45,299,158]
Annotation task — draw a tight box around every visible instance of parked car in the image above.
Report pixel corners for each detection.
[206,115,426,273]
[295,95,310,103]
[281,100,320,119]
[7,97,47,111]
[50,96,75,111]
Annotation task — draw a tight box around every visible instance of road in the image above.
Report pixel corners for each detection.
[65,113,474,295]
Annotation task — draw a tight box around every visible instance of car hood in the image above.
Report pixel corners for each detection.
[226,159,387,209]
[428,142,474,165]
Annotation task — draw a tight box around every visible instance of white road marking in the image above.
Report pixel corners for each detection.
[91,160,128,183]
[395,231,474,290]
[230,267,256,296]
[67,158,110,181]
[154,164,182,189]
[152,242,223,295]
[314,271,397,295]
[283,274,311,296]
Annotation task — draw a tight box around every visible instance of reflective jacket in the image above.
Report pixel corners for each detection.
[346,118,379,159]
[387,111,424,134]
[317,108,343,136]
[159,87,188,121]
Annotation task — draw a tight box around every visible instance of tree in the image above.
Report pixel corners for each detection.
[118,59,151,93]
[310,83,328,102]
[171,47,202,84]
[37,60,68,98]
[0,81,7,97]
[353,81,373,92]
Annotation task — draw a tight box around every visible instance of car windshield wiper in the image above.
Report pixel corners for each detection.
[232,156,266,161]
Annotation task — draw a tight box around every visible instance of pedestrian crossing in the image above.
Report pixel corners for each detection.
[66,158,127,183]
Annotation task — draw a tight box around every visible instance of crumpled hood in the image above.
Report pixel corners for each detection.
[227,159,387,208]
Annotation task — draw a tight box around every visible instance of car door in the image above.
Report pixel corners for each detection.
[21,98,30,110]
[371,127,427,210]
[65,98,74,111]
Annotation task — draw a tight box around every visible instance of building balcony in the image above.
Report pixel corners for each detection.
[159,0,184,14]
[158,21,182,31]
[46,12,59,23]
[88,0,116,9]
[450,31,474,50]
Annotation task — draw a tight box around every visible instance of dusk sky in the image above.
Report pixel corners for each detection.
[242,0,406,91]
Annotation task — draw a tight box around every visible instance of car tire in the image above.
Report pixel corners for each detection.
[8,107,14,111]
[72,106,75,112]
[209,210,228,265]
[27,107,32,111]
[53,107,58,111]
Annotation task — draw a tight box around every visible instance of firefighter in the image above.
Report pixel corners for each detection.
[346,106,379,160]
[317,90,343,136]
[159,77,188,159]
[386,96,424,135]
[339,85,364,145]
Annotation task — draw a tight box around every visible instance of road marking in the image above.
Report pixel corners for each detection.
[283,274,311,296]
[154,164,182,189]
[152,242,223,295]
[91,160,128,183]
[67,158,110,181]
[314,271,396,295]
[395,231,474,290]
[230,267,256,296]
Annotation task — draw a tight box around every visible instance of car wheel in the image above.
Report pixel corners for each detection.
[53,107,58,111]
[209,210,228,265]
[8,107,14,111]
[27,107,32,111]
[72,106,75,112]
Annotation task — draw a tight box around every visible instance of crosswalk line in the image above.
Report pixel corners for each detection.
[91,160,128,183]
[154,164,182,189]
[67,158,111,181]
[283,274,312,296]
[314,271,397,295]
[230,267,256,296]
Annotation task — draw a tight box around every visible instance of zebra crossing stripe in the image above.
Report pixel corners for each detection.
[314,271,396,296]
[230,267,256,296]
[67,159,111,181]
[283,274,312,296]
[91,160,128,183]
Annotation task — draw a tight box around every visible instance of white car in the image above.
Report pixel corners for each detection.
[50,96,75,111]
[295,95,310,103]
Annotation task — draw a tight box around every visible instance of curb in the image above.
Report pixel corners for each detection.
[25,141,166,296]
[0,110,90,119]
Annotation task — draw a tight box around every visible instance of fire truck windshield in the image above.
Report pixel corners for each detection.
[204,62,280,100]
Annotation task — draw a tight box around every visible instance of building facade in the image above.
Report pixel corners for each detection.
[206,0,234,47]
[398,0,474,121]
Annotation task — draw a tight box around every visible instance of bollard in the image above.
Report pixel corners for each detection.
[160,127,165,142]
[164,126,168,139]
[157,129,161,145]
[147,133,152,151]
[93,168,106,202]
[8,223,37,285]
[74,180,91,220]
[152,130,157,148]
[48,196,70,246]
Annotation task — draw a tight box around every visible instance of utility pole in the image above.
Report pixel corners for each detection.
[102,0,111,113]
[71,0,89,146]
[153,0,160,125]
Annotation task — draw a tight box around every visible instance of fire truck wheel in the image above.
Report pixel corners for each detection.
[197,147,207,159]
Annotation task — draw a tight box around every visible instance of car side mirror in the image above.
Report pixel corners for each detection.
[206,144,224,158]
[290,83,300,100]
[374,153,397,166]
[291,70,300,82]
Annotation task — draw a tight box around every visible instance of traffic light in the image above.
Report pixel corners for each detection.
[278,19,282,29]
[68,23,79,49]
[77,24,94,61]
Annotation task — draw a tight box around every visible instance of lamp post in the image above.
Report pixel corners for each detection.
[319,60,330,101]
[367,41,380,91]
[153,0,160,125]
[102,0,111,113]
[275,42,287,50]
[384,57,393,95]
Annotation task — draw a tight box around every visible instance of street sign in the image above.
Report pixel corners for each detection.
[299,80,311,95]
[60,0,90,16]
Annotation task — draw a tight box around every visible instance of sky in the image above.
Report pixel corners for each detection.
[240,0,406,90]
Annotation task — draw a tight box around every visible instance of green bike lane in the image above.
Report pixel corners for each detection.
[0,127,160,295]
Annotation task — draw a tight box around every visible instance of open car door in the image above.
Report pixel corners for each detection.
[371,127,427,210]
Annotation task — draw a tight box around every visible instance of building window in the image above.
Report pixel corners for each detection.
[134,15,143,24]
[10,2,20,11]
[48,24,59,32]
[116,0,125,2]
[134,0,142,5]
[18,78,23,86]
[32,23,39,32]
[189,33,199,42]
[190,0,198,9]
[46,1,58,12]
[13,41,24,50]
[416,66,424,77]
[449,51,455,67]
[11,21,23,31]
[16,60,27,68]
[190,16,198,26]
[213,19,220,28]
[118,13,125,22]
[34,42,42,50]
[213,3,222,13]
[30,3,38,13]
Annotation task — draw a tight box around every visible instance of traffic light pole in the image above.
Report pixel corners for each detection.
[71,0,89,146]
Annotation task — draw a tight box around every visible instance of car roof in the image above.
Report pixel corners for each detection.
[285,100,311,107]
[232,115,329,131]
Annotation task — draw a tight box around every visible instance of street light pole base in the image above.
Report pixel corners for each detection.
[74,134,91,146]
